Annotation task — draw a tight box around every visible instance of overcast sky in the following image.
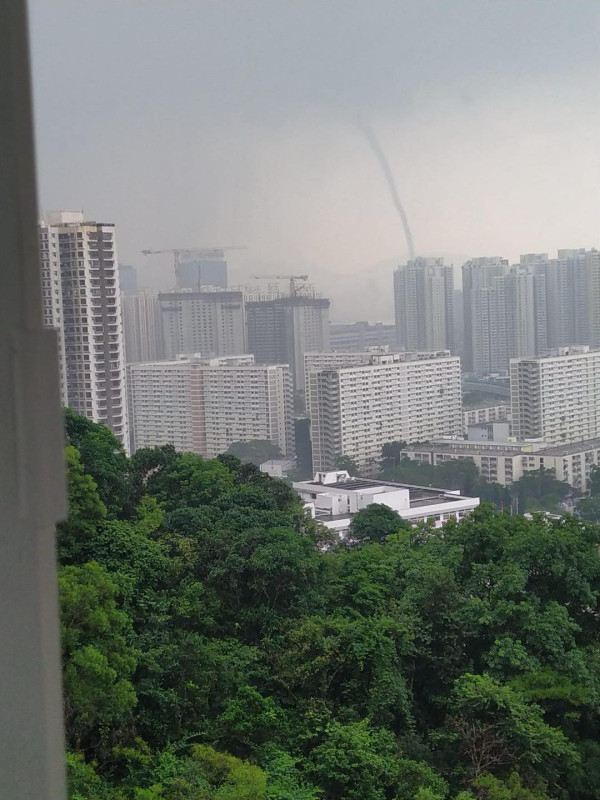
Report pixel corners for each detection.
[29,0,600,320]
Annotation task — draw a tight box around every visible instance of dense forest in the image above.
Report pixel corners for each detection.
[60,410,600,799]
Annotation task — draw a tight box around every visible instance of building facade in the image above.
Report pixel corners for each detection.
[530,249,600,349]
[307,350,462,473]
[504,267,547,359]
[462,257,508,374]
[403,437,600,494]
[39,211,129,449]
[463,403,510,430]
[402,440,540,487]
[463,257,547,375]
[159,288,246,360]
[39,220,68,403]
[245,294,330,395]
[394,257,454,352]
[127,354,294,459]
[122,291,163,363]
[510,346,600,444]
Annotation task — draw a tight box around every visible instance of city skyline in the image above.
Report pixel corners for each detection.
[29,1,600,321]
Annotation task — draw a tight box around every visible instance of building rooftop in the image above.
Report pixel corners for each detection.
[403,440,538,457]
[300,474,469,507]
[537,438,600,456]
[404,437,600,459]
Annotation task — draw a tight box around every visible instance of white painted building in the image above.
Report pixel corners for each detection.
[402,440,545,486]
[127,354,294,458]
[306,350,462,473]
[511,346,600,444]
[293,471,479,537]
[467,421,510,442]
[463,404,509,430]
[39,211,129,450]
[304,350,375,400]
[533,439,600,493]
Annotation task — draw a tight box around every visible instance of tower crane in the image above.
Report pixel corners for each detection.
[142,246,246,288]
[250,274,309,297]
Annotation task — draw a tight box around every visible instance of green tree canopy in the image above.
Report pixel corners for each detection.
[227,440,283,466]
[348,502,410,543]
[56,413,600,800]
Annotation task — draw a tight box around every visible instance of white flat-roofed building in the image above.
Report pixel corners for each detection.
[293,470,479,537]
[306,349,462,473]
[128,354,294,458]
[511,346,600,444]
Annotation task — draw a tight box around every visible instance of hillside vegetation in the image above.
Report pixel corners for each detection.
[60,410,600,799]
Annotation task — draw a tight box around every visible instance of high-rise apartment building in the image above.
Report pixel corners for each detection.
[246,294,330,395]
[462,258,546,375]
[39,211,129,449]
[394,257,454,352]
[510,346,600,444]
[159,289,246,360]
[304,350,376,401]
[462,257,508,375]
[307,350,462,472]
[39,220,68,403]
[529,249,600,349]
[122,291,163,363]
[127,354,294,458]
[504,267,547,359]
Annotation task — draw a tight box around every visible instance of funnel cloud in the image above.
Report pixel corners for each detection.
[358,119,415,261]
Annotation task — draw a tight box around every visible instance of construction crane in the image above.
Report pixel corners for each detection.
[142,246,246,288]
[250,274,309,297]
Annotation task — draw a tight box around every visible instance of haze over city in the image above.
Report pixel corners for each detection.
[29,0,600,319]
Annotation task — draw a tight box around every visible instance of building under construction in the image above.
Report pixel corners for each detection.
[245,281,331,398]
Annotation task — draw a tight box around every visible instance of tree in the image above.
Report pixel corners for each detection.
[227,440,283,466]
[56,413,600,800]
[333,454,360,475]
[576,496,600,522]
[58,445,107,562]
[510,468,571,514]
[380,441,407,473]
[59,562,138,751]
[589,465,600,496]
[294,418,313,479]
[306,720,400,800]
[64,408,129,517]
[448,673,577,778]
[349,503,409,543]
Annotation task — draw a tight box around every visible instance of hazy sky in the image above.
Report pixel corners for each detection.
[29,1,600,320]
